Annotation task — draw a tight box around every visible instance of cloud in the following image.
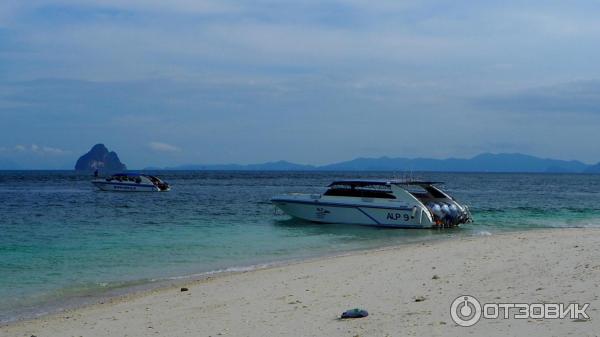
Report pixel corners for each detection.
[40,145,70,155]
[0,0,239,19]
[11,144,70,155]
[3,0,600,167]
[475,80,600,114]
[149,141,181,153]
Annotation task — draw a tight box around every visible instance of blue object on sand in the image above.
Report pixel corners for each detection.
[341,308,369,319]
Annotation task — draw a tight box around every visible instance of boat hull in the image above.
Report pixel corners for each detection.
[92,181,161,192]
[272,199,436,228]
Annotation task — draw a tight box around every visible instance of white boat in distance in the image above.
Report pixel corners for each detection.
[271,179,472,228]
[92,173,170,192]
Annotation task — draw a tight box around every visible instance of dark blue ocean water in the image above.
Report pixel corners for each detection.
[1,171,600,322]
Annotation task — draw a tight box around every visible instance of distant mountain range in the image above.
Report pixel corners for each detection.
[157,160,315,171]
[147,153,600,173]
[586,162,600,173]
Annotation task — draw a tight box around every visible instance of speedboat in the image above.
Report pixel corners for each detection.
[92,173,170,192]
[271,179,472,228]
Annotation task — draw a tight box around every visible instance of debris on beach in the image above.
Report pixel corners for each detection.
[414,296,426,302]
[432,274,440,280]
[341,308,369,319]
[180,287,189,292]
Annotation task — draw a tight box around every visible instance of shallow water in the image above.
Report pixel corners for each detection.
[1,171,599,322]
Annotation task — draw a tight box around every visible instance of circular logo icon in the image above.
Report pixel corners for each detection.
[450,295,482,327]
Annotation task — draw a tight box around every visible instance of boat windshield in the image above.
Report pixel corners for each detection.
[324,183,396,199]
[147,175,169,191]
[401,184,447,200]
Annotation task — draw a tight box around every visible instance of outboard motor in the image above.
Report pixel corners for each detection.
[430,203,444,218]
[437,203,452,227]
[427,201,471,227]
[448,204,459,218]
[440,204,450,216]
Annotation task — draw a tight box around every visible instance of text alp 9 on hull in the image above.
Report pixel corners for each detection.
[271,179,472,228]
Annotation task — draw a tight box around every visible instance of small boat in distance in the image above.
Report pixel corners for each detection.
[92,173,170,192]
[271,179,472,228]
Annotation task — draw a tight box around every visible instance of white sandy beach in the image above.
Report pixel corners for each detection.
[2,228,599,337]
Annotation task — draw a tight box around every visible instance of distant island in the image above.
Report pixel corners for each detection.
[585,162,600,173]
[75,144,126,172]
[147,153,600,173]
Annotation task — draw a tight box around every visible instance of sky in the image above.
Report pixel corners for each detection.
[1,0,600,169]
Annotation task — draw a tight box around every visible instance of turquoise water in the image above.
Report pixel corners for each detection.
[1,171,600,322]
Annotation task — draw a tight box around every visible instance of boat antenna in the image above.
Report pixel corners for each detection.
[407,164,414,183]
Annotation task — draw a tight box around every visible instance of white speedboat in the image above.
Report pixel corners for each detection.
[92,173,170,192]
[271,179,472,228]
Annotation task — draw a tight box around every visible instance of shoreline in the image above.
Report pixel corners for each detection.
[0,227,467,325]
[3,227,600,336]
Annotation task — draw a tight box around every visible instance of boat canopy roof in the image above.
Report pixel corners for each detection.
[110,173,161,180]
[112,173,143,177]
[327,179,443,187]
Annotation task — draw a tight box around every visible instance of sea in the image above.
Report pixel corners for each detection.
[1,171,600,323]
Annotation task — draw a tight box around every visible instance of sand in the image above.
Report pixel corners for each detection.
[2,228,599,337]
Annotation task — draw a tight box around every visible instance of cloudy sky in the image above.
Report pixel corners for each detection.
[1,0,600,169]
